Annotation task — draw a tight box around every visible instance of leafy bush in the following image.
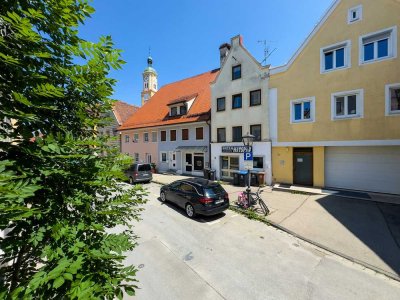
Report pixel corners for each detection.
[0,0,146,298]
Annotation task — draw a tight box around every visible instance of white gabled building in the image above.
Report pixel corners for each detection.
[210,35,272,185]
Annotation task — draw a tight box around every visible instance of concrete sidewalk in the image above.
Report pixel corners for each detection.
[151,173,400,280]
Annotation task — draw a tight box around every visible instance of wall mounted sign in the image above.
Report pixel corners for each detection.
[222,146,252,153]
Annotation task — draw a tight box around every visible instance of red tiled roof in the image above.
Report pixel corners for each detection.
[119,69,219,130]
[167,93,199,106]
[113,101,139,125]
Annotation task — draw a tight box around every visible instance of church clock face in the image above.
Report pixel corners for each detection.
[144,75,149,82]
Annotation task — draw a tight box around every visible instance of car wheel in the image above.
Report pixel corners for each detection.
[185,203,196,218]
[160,191,167,202]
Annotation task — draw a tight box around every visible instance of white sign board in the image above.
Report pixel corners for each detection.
[244,160,253,170]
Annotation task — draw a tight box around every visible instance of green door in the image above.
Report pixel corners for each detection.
[293,148,313,186]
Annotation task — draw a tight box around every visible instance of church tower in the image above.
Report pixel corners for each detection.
[141,56,158,106]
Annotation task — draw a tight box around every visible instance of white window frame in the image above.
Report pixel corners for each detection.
[348,5,362,24]
[290,97,316,123]
[160,151,168,163]
[331,89,364,120]
[385,83,400,116]
[143,132,149,143]
[195,126,204,141]
[320,40,351,73]
[169,129,177,142]
[181,128,189,141]
[151,131,157,142]
[359,26,397,65]
[133,133,139,143]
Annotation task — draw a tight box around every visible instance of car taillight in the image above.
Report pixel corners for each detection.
[199,197,213,204]
[134,172,139,176]
[224,193,229,200]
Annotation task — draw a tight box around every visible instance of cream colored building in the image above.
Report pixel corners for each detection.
[210,35,272,185]
[269,0,400,194]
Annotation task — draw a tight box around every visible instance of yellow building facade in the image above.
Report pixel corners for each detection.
[269,0,400,194]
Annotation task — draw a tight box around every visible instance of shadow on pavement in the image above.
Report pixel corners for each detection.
[316,195,400,276]
[156,197,227,223]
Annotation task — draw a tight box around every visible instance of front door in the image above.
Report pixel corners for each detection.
[293,148,313,186]
[169,151,176,169]
[185,153,192,172]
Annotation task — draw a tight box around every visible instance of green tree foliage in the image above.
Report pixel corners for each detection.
[0,0,146,298]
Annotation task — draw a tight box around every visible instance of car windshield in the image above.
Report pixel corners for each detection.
[138,164,151,171]
[204,184,225,197]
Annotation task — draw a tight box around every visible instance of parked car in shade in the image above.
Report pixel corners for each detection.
[125,163,152,184]
[159,178,229,218]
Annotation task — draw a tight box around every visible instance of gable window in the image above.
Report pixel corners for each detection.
[385,83,400,116]
[250,90,261,106]
[160,130,166,142]
[170,129,177,141]
[133,133,139,142]
[217,97,226,112]
[321,41,350,72]
[232,126,242,142]
[331,89,363,120]
[144,132,149,142]
[232,65,241,80]
[232,94,242,109]
[217,128,226,142]
[180,105,187,115]
[290,97,315,123]
[250,124,261,141]
[348,5,362,24]
[125,135,129,143]
[152,131,157,142]
[170,107,178,116]
[196,127,203,140]
[360,26,397,64]
[182,128,189,140]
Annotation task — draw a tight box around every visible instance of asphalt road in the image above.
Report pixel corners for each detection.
[123,182,400,300]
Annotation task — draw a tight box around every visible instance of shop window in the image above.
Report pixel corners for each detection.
[253,157,264,169]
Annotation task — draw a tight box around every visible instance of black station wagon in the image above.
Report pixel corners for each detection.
[160,178,229,218]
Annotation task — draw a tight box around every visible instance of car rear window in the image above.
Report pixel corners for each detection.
[138,164,151,171]
[204,184,225,197]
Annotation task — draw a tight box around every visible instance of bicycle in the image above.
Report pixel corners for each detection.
[237,186,270,215]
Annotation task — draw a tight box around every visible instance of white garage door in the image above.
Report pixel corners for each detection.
[325,146,400,195]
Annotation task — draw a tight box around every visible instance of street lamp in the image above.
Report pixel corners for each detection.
[242,132,255,206]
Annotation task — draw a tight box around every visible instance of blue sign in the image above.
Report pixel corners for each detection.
[244,151,253,161]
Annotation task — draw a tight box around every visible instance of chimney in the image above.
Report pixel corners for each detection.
[219,43,231,66]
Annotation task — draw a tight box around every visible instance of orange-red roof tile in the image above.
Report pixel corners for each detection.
[119,69,219,130]
[113,101,139,125]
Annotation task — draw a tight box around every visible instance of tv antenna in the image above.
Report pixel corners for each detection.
[258,40,277,66]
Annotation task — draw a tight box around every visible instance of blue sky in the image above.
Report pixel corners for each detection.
[79,0,333,106]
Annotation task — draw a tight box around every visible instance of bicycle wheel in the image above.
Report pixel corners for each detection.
[259,199,270,215]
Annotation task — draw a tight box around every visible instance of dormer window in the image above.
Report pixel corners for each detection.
[170,107,178,116]
[180,105,187,115]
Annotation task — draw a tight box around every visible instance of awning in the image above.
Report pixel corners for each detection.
[175,146,208,153]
